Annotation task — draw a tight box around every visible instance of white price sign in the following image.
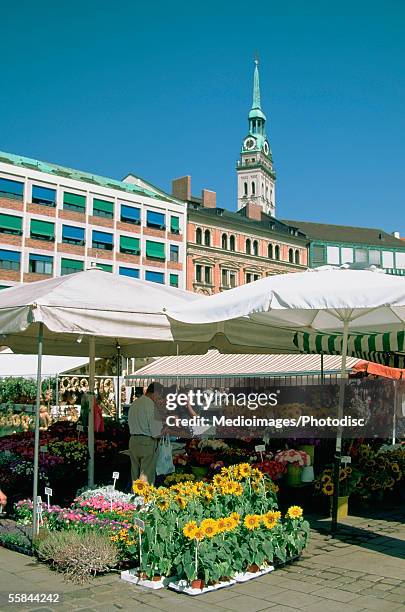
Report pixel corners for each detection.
[113,471,119,479]
[45,487,53,496]
[134,517,145,530]
[40,445,48,453]
[341,456,352,464]
[76,424,84,432]
[255,444,266,453]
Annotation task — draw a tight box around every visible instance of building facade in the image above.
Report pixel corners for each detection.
[0,151,186,289]
[282,219,405,275]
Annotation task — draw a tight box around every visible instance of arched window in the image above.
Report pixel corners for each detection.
[295,250,300,265]
[289,248,294,263]
[204,229,211,246]
[229,235,236,251]
[253,240,259,256]
[275,245,280,260]
[221,233,228,250]
[268,244,273,259]
[251,181,256,195]
[243,182,248,196]
[196,227,202,244]
[246,239,251,254]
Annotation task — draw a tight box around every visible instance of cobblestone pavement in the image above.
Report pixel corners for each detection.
[0,508,404,612]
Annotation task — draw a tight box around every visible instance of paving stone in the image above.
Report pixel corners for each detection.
[352,594,405,610]
[381,577,403,585]
[212,594,269,611]
[310,586,361,602]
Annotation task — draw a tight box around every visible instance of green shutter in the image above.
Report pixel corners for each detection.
[30,219,55,238]
[120,236,140,253]
[93,198,114,214]
[170,273,179,287]
[0,213,22,233]
[170,216,180,232]
[63,192,86,209]
[146,240,165,260]
[61,258,84,271]
[97,263,112,273]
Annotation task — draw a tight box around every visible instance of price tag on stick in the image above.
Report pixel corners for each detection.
[255,444,266,462]
[45,487,52,510]
[40,445,47,454]
[341,456,352,465]
[112,471,119,488]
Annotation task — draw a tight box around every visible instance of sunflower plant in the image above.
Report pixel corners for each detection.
[314,465,362,498]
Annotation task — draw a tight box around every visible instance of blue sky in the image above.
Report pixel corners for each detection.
[1,0,404,232]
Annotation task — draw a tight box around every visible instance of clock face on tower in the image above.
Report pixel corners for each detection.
[263,140,270,155]
[244,137,256,151]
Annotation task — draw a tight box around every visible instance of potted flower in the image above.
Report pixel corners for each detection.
[314,465,362,518]
[275,450,310,486]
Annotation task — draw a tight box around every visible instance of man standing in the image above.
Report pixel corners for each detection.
[128,382,163,485]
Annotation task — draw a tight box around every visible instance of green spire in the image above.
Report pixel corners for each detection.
[252,58,261,110]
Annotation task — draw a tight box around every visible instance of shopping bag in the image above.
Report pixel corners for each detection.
[156,436,175,475]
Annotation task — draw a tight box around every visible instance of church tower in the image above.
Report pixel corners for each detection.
[237,59,276,216]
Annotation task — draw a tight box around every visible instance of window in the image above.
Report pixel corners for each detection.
[96,263,113,273]
[295,250,300,265]
[395,252,405,269]
[382,251,394,269]
[312,245,325,266]
[196,264,202,283]
[60,258,84,276]
[119,266,140,279]
[121,204,140,225]
[0,249,20,270]
[146,210,165,229]
[32,185,56,207]
[221,269,228,287]
[253,240,258,256]
[120,236,140,255]
[170,273,179,287]
[369,250,381,265]
[0,178,24,200]
[29,254,53,275]
[244,182,248,196]
[0,213,22,235]
[275,245,280,260]
[204,266,212,285]
[196,228,202,244]
[246,272,252,283]
[289,248,294,263]
[341,247,353,264]
[229,272,236,288]
[251,181,255,195]
[63,192,86,212]
[146,240,165,260]
[246,239,251,254]
[146,270,164,284]
[92,230,113,250]
[170,244,179,262]
[222,233,228,250]
[62,225,85,245]
[327,246,340,265]
[93,198,114,219]
[204,229,211,246]
[230,235,236,251]
[268,244,273,259]
[30,219,55,241]
[170,216,180,234]
[355,248,368,263]
[254,274,260,281]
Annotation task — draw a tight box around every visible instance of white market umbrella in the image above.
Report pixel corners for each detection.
[168,266,405,531]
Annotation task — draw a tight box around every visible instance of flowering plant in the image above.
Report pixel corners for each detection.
[275,449,310,467]
[198,439,229,452]
[314,465,362,497]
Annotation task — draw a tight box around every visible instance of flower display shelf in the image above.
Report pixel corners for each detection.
[121,568,173,590]
[168,577,237,596]
[234,564,274,582]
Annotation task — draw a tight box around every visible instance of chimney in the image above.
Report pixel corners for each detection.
[172,176,191,201]
[392,231,400,239]
[202,189,216,208]
[245,202,262,221]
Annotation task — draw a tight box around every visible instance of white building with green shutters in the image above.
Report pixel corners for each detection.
[0,150,186,290]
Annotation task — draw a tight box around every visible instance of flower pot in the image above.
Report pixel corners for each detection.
[301,465,314,483]
[191,466,208,478]
[152,575,162,582]
[330,495,349,519]
[191,579,205,589]
[246,563,260,573]
[286,464,302,486]
[175,466,187,474]
[298,444,315,464]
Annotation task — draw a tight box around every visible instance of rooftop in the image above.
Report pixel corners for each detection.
[0,149,179,204]
[281,219,405,249]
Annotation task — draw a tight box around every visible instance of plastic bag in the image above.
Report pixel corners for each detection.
[156,436,175,475]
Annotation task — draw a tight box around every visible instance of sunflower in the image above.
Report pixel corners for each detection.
[132,479,150,495]
[238,463,251,478]
[233,482,243,496]
[384,477,395,488]
[344,466,352,475]
[263,515,277,529]
[201,518,218,538]
[286,506,303,520]
[251,467,264,481]
[216,517,228,532]
[244,514,261,530]
[321,474,332,484]
[230,512,241,524]
[322,482,334,496]
[174,495,188,509]
[314,481,321,491]
[193,528,205,541]
[156,499,170,511]
[391,463,400,473]
[183,521,198,539]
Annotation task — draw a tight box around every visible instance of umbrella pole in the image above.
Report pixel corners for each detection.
[331,319,349,535]
[88,336,95,487]
[32,322,44,539]
[116,343,121,420]
[392,381,397,444]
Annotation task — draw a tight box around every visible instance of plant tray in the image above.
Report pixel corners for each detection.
[234,565,274,583]
[121,568,172,590]
[168,578,236,596]
[0,542,33,556]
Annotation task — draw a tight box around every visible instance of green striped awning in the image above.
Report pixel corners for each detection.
[294,331,405,369]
